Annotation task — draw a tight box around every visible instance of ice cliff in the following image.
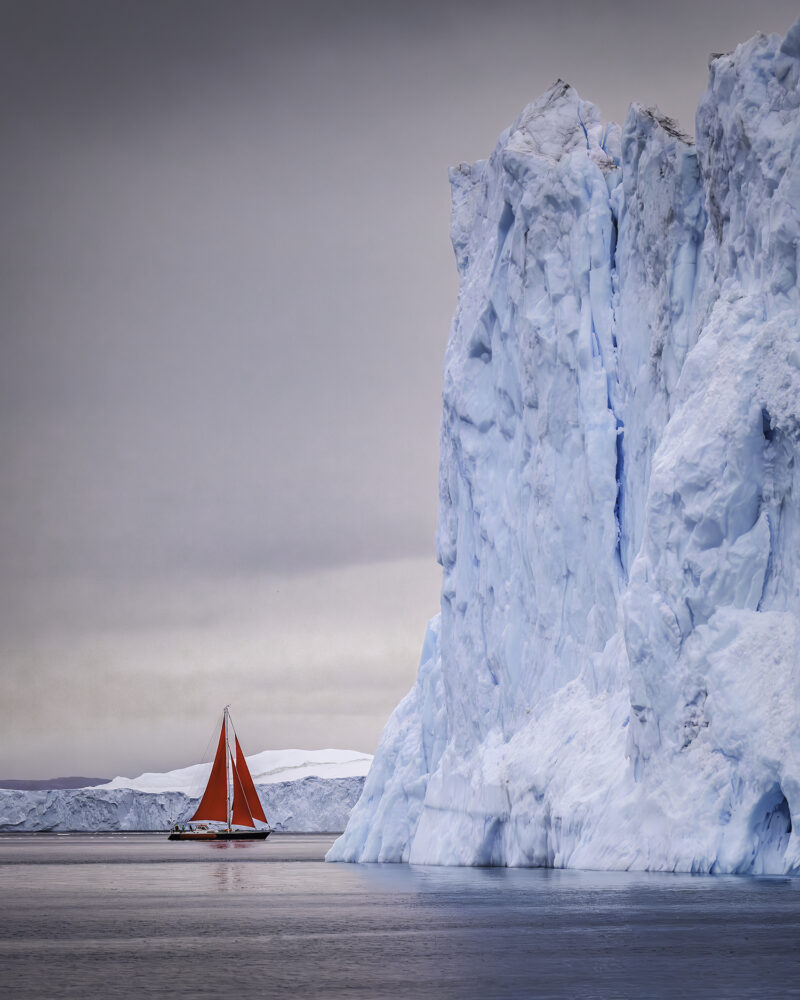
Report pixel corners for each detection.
[0,777,365,833]
[1,750,372,832]
[329,22,800,874]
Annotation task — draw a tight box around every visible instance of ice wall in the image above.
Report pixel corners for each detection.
[330,22,800,873]
[0,776,365,833]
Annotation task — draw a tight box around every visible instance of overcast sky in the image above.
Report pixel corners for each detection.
[2,0,798,777]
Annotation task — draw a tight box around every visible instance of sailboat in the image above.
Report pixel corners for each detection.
[169,707,271,841]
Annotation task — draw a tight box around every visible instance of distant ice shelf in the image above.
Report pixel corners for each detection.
[329,19,800,874]
[0,750,372,832]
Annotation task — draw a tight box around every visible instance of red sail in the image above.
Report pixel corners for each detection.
[190,725,228,823]
[230,753,255,828]
[235,735,268,824]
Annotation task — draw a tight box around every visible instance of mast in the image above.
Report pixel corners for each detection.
[224,705,232,830]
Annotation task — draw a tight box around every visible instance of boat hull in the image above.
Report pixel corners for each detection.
[168,830,271,841]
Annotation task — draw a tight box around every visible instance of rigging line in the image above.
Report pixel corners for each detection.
[230,753,255,827]
[227,707,240,749]
[228,707,248,769]
[189,710,226,803]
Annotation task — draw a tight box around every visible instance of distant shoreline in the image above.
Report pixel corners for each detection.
[0,778,109,791]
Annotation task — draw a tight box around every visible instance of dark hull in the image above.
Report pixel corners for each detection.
[168,830,270,841]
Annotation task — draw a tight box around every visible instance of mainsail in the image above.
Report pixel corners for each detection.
[189,726,228,824]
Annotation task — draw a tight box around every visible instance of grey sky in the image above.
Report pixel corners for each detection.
[2,0,797,777]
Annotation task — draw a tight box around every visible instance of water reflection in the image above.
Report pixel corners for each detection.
[210,862,246,891]
[3,835,800,999]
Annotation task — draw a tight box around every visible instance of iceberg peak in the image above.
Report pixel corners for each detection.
[505,80,600,159]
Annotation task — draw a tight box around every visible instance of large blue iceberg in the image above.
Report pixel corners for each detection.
[329,21,800,873]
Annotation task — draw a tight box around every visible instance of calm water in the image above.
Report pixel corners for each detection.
[2,834,800,999]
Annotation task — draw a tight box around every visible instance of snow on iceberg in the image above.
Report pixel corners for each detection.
[329,21,800,874]
[102,748,373,795]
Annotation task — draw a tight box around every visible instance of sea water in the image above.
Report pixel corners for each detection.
[1,833,799,999]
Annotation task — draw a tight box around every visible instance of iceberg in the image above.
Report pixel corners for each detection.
[1,749,371,832]
[329,21,800,874]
